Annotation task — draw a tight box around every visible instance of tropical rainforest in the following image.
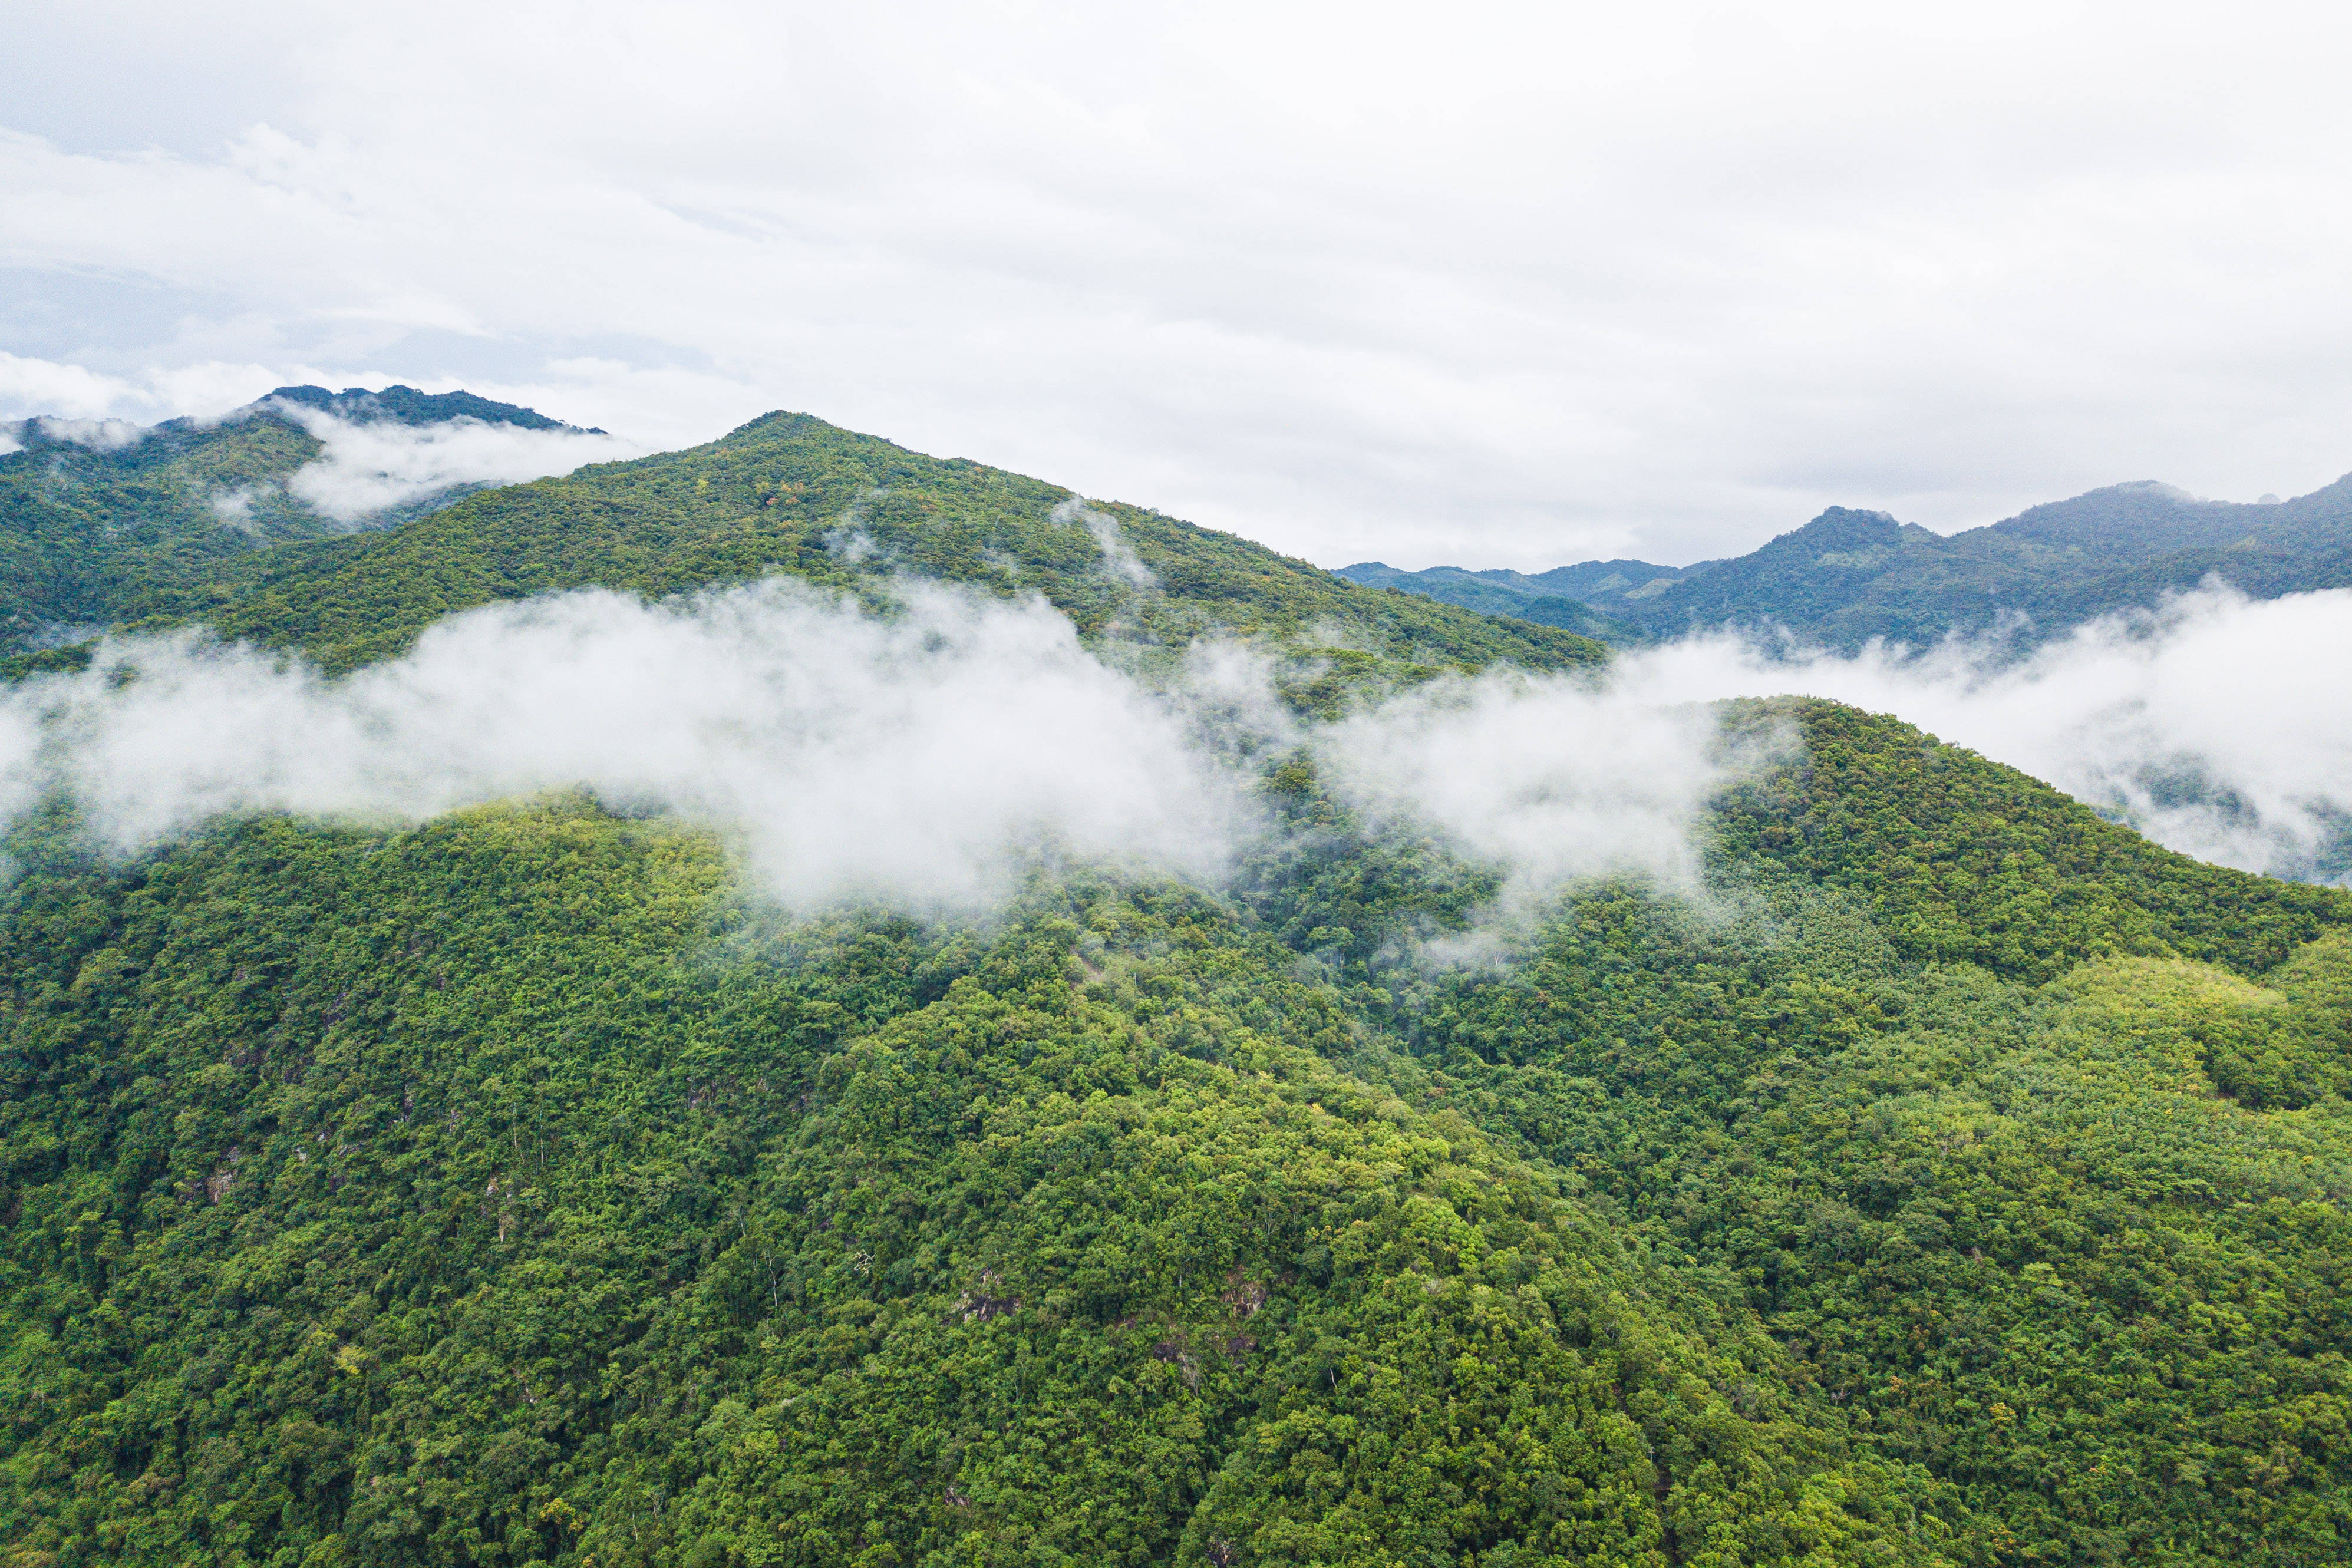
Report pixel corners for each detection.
[2,405,2351,1568]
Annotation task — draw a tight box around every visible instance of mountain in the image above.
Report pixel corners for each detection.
[50,410,1606,681]
[1603,505,1959,642]
[262,384,597,434]
[1358,471,2352,649]
[1331,558,1708,642]
[5,412,2352,1566]
[0,387,592,657]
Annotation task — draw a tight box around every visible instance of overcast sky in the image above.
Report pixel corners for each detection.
[4,1,2348,569]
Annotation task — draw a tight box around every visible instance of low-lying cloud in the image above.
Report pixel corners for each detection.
[0,559,2335,926]
[1315,672,1737,908]
[271,402,647,523]
[0,578,1738,917]
[1617,585,2352,883]
[0,582,1239,911]
[29,416,147,451]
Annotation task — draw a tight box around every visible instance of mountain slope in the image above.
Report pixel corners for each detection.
[4,693,2350,1565]
[4,411,2352,1567]
[107,411,1606,677]
[1331,560,1697,642]
[0,798,1933,1567]
[0,700,2343,1568]
[0,387,591,656]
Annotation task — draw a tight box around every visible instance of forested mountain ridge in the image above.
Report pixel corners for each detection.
[0,387,592,656]
[4,405,2352,1566]
[1354,470,2352,648]
[260,386,591,435]
[1624,478,2352,646]
[1325,562,1670,643]
[81,410,1605,679]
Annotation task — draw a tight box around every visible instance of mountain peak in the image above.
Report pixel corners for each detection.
[1769,505,1908,554]
[256,384,599,433]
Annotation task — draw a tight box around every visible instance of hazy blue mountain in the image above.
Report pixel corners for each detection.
[1355,471,2352,649]
[1330,557,1708,642]
[1515,557,1721,599]
[1612,506,1964,643]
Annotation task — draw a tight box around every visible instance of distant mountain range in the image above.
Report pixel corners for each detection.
[1321,558,1707,642]
[0,386,591,653]
[21,384,2352,665]
[1340,472,2352,647]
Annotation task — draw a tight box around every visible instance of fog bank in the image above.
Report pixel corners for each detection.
[0,579,1737,915]
[0,583,1238,911]
[12,570,2321,922]
[1618,585,2352,882]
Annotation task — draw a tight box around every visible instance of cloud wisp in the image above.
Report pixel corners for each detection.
[269,402,648,522]
[1313,669,1741,910]
[1615,585,2352,882]
[1053,499,1157,589]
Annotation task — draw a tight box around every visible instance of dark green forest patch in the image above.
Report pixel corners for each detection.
[1,694,2348,1563]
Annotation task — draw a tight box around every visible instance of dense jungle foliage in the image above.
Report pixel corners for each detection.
[1356,475,2352,651]
[0,387,581,660]
[4,692,2351,1567]
[0,412,329,652]
[5,403,2352,1565]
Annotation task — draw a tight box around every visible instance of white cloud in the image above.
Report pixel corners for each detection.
[1614,585,2352,882]
[34,416,148,451]
[1317,671,1737,909]
[0,576,1745,915]
[9,560,2327,927]
[0,352,138,421]
[4,3,2350,567]
[1054,498,1156,589]
[270,403,648,522]
[0,349,342,426]
[0,581,1249,912]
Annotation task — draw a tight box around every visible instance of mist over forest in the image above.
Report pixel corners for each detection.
[16,4,2352,1560]
[2,392,2351,1568]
